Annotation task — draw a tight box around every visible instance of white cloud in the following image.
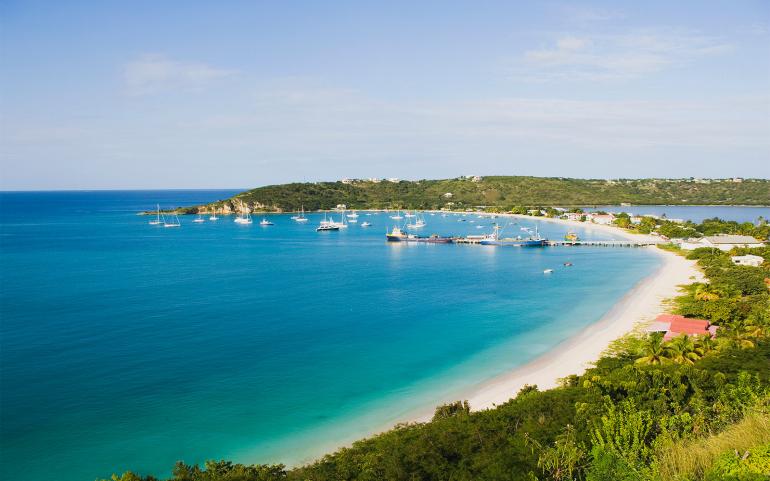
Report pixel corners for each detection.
[123,54,236,95]
[519,30,732,81]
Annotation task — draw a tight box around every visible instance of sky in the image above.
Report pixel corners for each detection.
[1,0,769,190]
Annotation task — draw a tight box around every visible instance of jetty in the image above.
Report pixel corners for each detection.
[548,239,663,247]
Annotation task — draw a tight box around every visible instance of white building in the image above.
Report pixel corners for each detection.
[679,235,764,251]
[591,214,616,225]
[387,178,400,183]
[563,212,583,221]
[630,216,643,225]
[341,178,354,184]
[731,255,764,267]
[443,192,453,199]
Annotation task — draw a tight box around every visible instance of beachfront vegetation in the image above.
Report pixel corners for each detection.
[172,177,770,213]
[104,246,770,481]
[613,215,770,241]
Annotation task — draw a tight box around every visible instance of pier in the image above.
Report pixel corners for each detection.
[547,240,663,247]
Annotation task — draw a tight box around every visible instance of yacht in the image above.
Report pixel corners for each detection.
[361,221,372,227]
[209,210,219,221]
[259,218,274,226]
[317,213,340,231]
[234,212,253,224]
[193,213,205,223]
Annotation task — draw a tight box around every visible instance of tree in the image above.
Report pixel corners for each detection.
[635,333,674,365]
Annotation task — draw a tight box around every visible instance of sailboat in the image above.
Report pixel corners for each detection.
[347,211,359,219]
[404,210,416,218]
[317,212,340,231]
[193,213,205,223]
[390,209,403,220]
[234,201,253,224]
[407,212,426,229]
[209,209,219,221]
[149,204,163,225]
[295,205,308,223]
[259,218,274,226]
[163,213,181,228]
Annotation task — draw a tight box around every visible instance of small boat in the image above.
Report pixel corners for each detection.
[164,213,181,228]
[543,269,554,274]
[347,211,359,219]
[390,210,403,220]
[564,262,573,267]
[317,213,340,231]
[260,218,274,226]
[295,205,309,223]
[149,204,163,225]
[361,222,372,227]
[386,226,452,243]
[406,213,426,229]
[404,211,416,218]
[234,212,253,224]
[193,214,205,223]
[564,232,580,242]
[209,211,219,221]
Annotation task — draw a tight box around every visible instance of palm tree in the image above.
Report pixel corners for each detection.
[636,333,674,365]
[668,334,702,365]
[695,335,716,355]
[694,283,721,301]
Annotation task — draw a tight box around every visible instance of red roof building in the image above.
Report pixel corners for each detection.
[647,314,716,341]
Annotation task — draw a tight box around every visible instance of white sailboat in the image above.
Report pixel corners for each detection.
[193,213,205,223]
[347,211,359,219]
[317,212,340,231]
[361,221,372,227]
[209,209,219,221]
[404,210,416,218]
[390,209,403,220]
[260,218,274,226]
[295,205,308,223]
[407,212,426,229]
[163,213,181,228]
[149,204,163,225]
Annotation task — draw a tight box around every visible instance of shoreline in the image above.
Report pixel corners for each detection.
[282,219,701,466]
[461,246,700,411]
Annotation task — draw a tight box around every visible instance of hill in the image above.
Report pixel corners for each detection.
[173,176,770,214]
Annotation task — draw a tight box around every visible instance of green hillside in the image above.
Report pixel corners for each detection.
[175,177,770,214]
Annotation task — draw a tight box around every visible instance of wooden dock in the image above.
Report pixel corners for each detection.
[546,240,663,247]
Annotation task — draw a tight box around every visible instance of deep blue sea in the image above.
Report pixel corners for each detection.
[6,192,758,481]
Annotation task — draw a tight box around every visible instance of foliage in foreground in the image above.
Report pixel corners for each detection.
[104,247,770,481]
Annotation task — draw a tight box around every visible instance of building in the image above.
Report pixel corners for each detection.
[443,192,453,199]
[679,234,764,251]
[630,216,643,225]
[386,178,400,183]
[647,314,717,341]
[590,214,616,225]
[563,212,583,221]
[731,254,764,267]
[341,178,354,184]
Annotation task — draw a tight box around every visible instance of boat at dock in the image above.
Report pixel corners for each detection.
[478,225,547,247]
[386,227,453,243]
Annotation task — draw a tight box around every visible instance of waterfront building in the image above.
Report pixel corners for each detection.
[731,254,764,267]
[679,234,765,251]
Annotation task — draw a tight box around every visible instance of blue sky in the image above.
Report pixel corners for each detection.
[1,1,768,189]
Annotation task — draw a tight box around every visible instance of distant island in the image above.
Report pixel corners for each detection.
[167,176,770,214]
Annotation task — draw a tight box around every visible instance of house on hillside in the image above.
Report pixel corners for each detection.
[731,254,764,267]
[563,212,583,221]
[647,314,717,341]
[679,234,764,251]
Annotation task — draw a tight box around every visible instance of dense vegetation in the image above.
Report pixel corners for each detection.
[612,214,770,241]
[105,242,770,481]
[173,177,770,213]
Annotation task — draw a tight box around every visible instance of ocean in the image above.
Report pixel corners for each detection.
[4,191,754,481]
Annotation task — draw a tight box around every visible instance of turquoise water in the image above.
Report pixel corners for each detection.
[0,191,672,481]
